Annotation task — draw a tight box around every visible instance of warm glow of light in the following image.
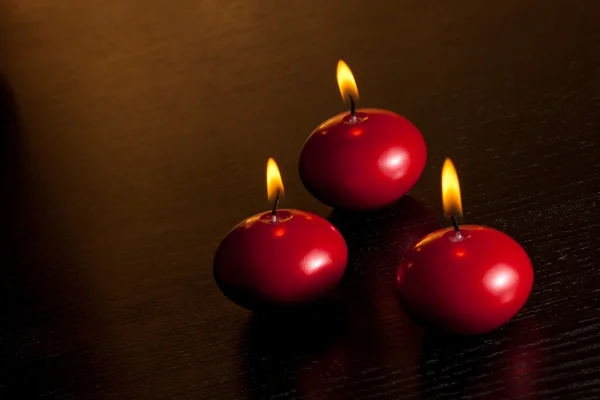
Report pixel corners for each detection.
[442,158,463,217]
[274,227,286,237]
[336,60,359,103]
[266,158,284,202]
[454,249,466,258]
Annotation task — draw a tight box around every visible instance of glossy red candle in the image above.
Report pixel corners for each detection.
[396,225,534,335]
[213,209,348,310]
[299,108,427,210]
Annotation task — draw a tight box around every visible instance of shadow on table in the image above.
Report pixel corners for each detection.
[0,72,25,397]
[328,196,438,397]
[242,299,349,400]
[0,72,22,302]
[0,73,20,159]
[0,74,113,398]
[241,196,440,399]
[327,195,439,273]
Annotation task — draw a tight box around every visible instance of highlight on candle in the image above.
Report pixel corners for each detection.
[266,157,285,202]
[442,158,463,218]
[336,60,359,103]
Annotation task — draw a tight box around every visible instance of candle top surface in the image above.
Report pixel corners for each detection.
[315,108,407,132]
[412,224,522,249]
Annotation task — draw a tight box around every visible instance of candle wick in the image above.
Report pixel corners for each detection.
[271,191,280,222]
[450,214,463,240]
[349,95,356,117]
[450,215,460,232]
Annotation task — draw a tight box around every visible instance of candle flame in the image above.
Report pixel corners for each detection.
[266,158,284,202]
[336,60,359,103]
[442,158,463,218]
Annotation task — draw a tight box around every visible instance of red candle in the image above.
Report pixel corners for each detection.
[396,159,534,335]
[214,158,348,310]
[299,60,427,210]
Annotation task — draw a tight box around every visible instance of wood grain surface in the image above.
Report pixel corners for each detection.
[2,1,600,399]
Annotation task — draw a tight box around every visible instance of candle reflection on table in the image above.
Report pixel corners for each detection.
[240,196,438,399]
[419,315,542,398]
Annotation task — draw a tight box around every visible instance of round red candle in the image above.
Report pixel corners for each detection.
[396,159,534,335]
[213,159,348,310]
[299,60,427,210]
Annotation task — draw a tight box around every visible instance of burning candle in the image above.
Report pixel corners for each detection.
[299,60,427,210]
[395,159,534,335]
[213,158,348,310]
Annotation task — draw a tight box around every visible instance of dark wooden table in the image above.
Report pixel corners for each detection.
[2,1,600,399]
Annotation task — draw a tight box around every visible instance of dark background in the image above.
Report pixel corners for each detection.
[2,0,600,399]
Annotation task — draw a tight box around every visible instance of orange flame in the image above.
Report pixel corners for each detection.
[442,158,463,217]
[336,60,359,103]
[266,158,284,202]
